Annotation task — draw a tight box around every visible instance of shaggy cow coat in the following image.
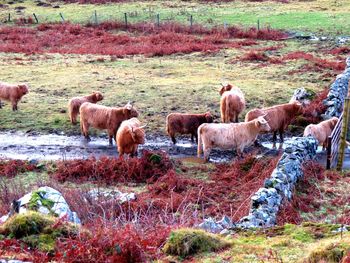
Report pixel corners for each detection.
[0,82,29,111]
[304,117,338,150]
[68,91,103,124]
[80,102,139,145]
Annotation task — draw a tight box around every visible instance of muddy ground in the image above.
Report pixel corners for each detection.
[0,131,291,162]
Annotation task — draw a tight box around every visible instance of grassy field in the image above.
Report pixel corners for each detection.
[1,0,350,34]
[0,38,333,136]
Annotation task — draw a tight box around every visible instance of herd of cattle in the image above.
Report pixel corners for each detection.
[0,81,339,162]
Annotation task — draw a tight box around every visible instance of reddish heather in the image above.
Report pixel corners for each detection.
[0,22,288,56]
[277,161,350,225]
[0,160,37,178]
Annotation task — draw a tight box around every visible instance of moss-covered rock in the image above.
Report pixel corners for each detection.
[0,211,54,238]
[163,228,231,258]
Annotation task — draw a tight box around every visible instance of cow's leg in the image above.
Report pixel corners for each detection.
[81,122,91,141]
[235,114,239,123]
[0,100,2,109]
[195,133,198,144]
[171,135,176,145]
[279,129,284,143]
[272,131,277,143]
[203,144,211,162]
[12,100,18,111]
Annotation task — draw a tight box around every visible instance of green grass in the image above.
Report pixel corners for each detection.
[0,39,330,136]
[180,223,350,263]
[1,0,350,34]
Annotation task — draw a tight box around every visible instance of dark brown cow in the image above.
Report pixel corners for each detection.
[166,112,213,144]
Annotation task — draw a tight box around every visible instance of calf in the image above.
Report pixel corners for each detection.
[245,101,304,143]
[166,112,213,144]
[116,118,146,157]
[0,82,29,111]
[197,116,270,162]
[80,102,138,145]
[68,91,103,124]
[219,84,245,123]
[304,117,338,150]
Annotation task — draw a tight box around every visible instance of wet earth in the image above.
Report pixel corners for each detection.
[0,131,340,167]
[0,131,295,163]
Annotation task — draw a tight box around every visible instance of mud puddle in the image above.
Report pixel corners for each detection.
[0,131,302,162]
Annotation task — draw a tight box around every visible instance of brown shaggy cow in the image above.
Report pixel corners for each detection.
[219,84,245,123]
[166,112,213,144]
[68,91,103,124]
[0,82,29,111]
[80,102,139,145]
[197,116,270,162]
[245,101,304,143]
[304,117,338,150]
[116,118,146,157]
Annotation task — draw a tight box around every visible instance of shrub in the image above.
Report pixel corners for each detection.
[163,228,231,258]
[50,150,173,184]
[0,159,37,178]
[307,241,350,263]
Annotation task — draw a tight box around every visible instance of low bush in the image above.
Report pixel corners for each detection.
[0,159,37,178]
[163,228,231,258]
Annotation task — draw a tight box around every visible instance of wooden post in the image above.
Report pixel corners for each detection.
[8,13,11,22]
[156,13,160,27]
[224,21,227,29]
[124,13,128,29]
[190,15,193,27]
[59,13,65,22]
[337,87,350,171]
[94,10,98,24]
[326,136,332,169]
[257,19,260,31]
[33,13,39,23]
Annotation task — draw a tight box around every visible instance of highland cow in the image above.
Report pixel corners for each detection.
[68,91,103,124]
[197,116,270,162]
[304,117,339,150]
[245,101,304,143]
[166,112,213,144]
[80,102,138,145]
[0,82,29,111]
[219,84,245,123]
[116,117,146,157]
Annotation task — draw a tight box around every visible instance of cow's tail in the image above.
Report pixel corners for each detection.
[197,125,203,157]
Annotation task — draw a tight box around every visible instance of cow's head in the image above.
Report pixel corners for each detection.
[219,83,233,96]
[18,84,29,96]
[92,91,103,102]
[205,112,214,123]
[123,101,139,118]
[131,124,146,145]
[255,116,271,132]
[329,117,339,129]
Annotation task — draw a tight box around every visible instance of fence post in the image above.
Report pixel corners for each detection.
[124,12,128,29]
[337,87,350,171]
[326,136,332,169]
[8,13,11,22]
[59,13,65,22]
[94,10,98,24]
[224,21,227,29]
[156,13,160,27]
[257,19,260,31]
[190,15,193,27]
[33,13,39,23]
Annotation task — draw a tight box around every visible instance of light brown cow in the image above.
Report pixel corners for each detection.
[0,82,29,111]
[68,91,103,124]
[197,116,270,162]
[166,112,213,144]
[80,102,138,145]
[219,84,245,123]
[304,117,338,150]
[245,101,304,143]
[116,117,146,157]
